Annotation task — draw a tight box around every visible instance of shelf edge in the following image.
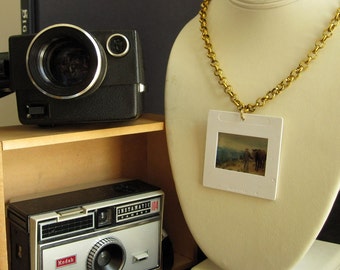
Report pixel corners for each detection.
[1,114,164,151]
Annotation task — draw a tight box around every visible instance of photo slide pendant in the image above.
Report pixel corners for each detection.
[203,110,283,200]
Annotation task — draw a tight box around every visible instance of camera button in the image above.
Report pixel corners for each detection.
[26,105,47,118]
[133,251,149,263]
[106,34,130,57]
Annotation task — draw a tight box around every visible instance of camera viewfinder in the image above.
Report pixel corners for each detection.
[97,207,113,228]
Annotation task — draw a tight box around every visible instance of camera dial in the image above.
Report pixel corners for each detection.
[106,34,130,57]
[26,24,107,99]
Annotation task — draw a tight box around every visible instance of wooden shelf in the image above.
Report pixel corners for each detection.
[0,113,197,270]
[0,114,164,151]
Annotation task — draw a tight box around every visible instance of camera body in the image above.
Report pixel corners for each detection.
[7,179,163,270]
[9,24,145,125]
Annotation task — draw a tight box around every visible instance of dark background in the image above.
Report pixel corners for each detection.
[317,192,340,244]
[27,0,203,114]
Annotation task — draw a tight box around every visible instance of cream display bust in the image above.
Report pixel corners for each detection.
[165,0,340,269]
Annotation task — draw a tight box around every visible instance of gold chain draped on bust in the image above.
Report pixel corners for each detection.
[199,0,340,117]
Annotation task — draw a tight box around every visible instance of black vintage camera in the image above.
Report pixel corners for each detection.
[8,24,145,125]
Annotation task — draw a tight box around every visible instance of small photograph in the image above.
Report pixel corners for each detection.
[203,110,283,200]
[216,133,268,176]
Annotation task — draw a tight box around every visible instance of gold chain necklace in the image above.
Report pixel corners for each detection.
[200,0,340,119]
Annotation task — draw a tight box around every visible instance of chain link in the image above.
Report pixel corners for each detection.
[200,0,340,114]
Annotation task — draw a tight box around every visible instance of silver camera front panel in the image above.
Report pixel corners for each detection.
[40,220,161,270]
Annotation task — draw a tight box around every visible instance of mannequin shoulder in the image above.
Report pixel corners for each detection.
[171,14,202,51]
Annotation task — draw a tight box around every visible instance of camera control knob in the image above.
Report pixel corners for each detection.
[106,34,130,57]
[87,237,126,270]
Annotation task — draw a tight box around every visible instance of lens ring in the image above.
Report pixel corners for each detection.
[26,23,107,99]
[106,34,130,57]
[87,237,126,270]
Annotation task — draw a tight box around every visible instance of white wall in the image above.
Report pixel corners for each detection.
[0,0,21,126]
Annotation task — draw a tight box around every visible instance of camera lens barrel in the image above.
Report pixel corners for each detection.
[87,237,126,270]
[26,24,108,99]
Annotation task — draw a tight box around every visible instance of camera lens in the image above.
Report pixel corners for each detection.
[26,24,107,99]
[97,250,111,266]
[44,39,91,87]
[87,237,125,270]
[106,34,130,57]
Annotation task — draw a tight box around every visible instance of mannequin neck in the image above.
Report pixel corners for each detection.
[228,0,299,9]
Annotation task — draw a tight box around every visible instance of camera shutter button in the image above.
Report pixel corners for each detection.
[133,251,149,262]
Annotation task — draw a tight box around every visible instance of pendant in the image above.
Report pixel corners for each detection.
[203,110,283,200]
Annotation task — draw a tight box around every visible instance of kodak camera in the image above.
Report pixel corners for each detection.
[8,24,145,125]
[7,179,163,270]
